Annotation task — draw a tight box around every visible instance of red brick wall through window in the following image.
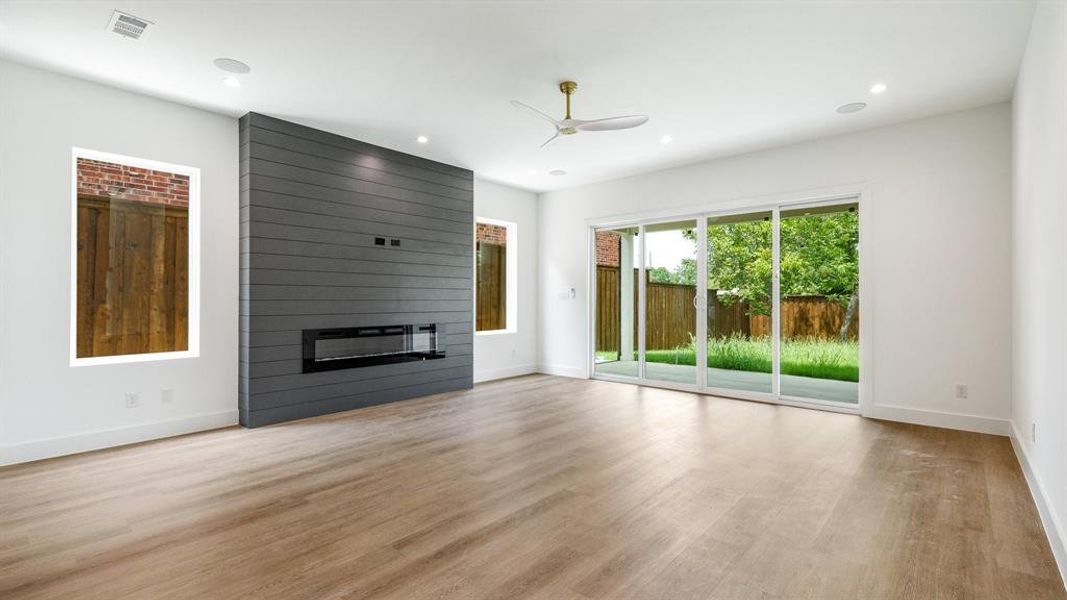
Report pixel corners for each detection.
[77,158,190,207]
[596,230,621,267]
[476,222,507,245]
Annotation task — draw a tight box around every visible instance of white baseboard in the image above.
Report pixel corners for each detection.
[866,404,1010,436]
[537,363,587,379]
[474,363,539,383]
[0,410,238,466]
[1010,421,1067,591]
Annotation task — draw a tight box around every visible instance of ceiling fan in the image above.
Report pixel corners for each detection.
[511,81,649,148]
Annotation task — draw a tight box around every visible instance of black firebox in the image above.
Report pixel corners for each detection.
[302,323,446,373]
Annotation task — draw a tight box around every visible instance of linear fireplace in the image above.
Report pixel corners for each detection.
[302,323,446,373]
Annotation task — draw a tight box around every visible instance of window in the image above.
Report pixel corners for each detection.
[475,218,516,333]
[70,148,199,365]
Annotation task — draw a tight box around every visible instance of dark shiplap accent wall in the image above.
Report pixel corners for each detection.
[239,113,473,427]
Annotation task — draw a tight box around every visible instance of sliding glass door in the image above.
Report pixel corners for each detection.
[593,226,640,379]
[591,199,861,409]
[778,203,859,404]
[643,220,699,386]
[705,211,774,395]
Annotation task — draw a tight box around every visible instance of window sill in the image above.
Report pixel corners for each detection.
[475,329,517,337]
[71,350,200,368]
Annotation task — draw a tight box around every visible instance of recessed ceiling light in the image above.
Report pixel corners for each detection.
[549,169,567,176]
[869,83,887,94]
[661,135,674,145]
[222,77,241,88]
[214,58,251,74]
[528,169,538,175]
[416,135,429,144]
[836,102,866,114]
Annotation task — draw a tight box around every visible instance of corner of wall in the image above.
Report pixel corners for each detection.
[1007,1,1067,591]
[1010,420,1067,589]
[471,178,542,384]
[867,405,1010,436]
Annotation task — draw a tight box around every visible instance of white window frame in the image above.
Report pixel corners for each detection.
[474,217,518,335]
[69,147,201,366]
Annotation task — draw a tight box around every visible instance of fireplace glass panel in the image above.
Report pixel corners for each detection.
[303,324,445,372]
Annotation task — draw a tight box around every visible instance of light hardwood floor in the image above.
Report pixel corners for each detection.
[0,375,1062,599]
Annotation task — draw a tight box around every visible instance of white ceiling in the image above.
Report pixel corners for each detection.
[0,1,1036,192]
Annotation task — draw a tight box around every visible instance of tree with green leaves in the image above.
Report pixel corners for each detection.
[683,209,859,340]
[647,260,697,285]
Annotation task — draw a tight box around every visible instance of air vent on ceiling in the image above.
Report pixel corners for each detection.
[107,10,152,39]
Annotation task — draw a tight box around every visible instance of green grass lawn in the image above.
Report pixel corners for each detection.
[598,335,858,382]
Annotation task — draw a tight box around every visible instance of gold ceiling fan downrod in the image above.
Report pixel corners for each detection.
[559,80,578,133]
[559,81,578,119]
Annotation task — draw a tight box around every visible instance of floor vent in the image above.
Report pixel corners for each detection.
[107,10,152,40]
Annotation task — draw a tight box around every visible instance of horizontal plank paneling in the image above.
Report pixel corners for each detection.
[247,112,471,182]
[247,254,470,279]
[248,174,471,223]
[245,204,472,246]
[248,355,474,395]
[249,142,472,201]
[247,311,470,333]
[239,113,473,427]
[248,126,473,191]
[241,299,473,316]
[247,238,471,267]
[248,365,475,410]
[248,221,470,257]
[243,344,473,379]
[246,330,472,351]
[250,158,471,214]
[241,284,472,301]
[245,268,470,289]
[248,189,472,235]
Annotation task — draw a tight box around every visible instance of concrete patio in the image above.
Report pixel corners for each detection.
[594,360,858,404]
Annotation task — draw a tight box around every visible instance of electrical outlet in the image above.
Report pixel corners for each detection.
[125,392,140,408]
[161,389,174,404]
[954,384,968,399]
[1031,422,1037,443]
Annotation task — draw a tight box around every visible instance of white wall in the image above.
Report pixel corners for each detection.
[473,178,539,382]
[0,60,239,464]
[1010,1,1067,583]
[539,103,1013,433]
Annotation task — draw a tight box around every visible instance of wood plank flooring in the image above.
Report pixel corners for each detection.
[0,375,1062,599]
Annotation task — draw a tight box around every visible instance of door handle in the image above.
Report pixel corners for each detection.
[692,295,706,310]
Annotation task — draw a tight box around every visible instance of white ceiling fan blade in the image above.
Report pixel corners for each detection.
[510,100,561,127]
[574,114,649,132]
[540,131,561,149]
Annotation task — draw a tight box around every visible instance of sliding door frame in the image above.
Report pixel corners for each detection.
[701,205,779,404]
[587,185,872,417]
[695,219,708,389]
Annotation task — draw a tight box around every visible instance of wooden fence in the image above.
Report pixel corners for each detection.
[76,196,189,358]
[476,242,506,331]
[595,266,623,351]
[595,266,858,353]
[750,296,859,340]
